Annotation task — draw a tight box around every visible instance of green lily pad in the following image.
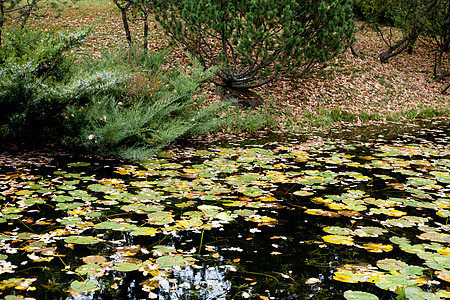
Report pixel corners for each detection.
[113,262,139,272]
[344,290,379,300]
[56,202,84,210]
[323,226,353,236]
[293,190,314,197]
[376,259,407,271]
[215,211,235,222]
[418,232,450,243]
[234,209,255,217]
[406,177,437,186]
[374,274,416,292]
[75,263,103,276]
[4,295,27,300]
[156,255,188,268]
[64,236,101,245]
[131,227,158,236]
[404,286,440,300]
[176,217,203,227]
[70,279,99,293]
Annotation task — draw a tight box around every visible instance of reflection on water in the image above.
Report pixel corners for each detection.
[0,118,449,300]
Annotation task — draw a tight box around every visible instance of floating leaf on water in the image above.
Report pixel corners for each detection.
[198,205,223,214]
[304,209,340,217]
[390,236,410,245]
[333,268,383,283]
[354,227,387,237]
[70,279,99,294]
[22,198,45,205]
[214,212,235,222]
[404,286,440,300]
[436,270,450,282]
[376,259,407,271]
[418,232,450,243]
[64,236,101,245]
[234,209,255,217]
[370,208,407,217]
[4,295,27,300]
[87,183,115,192]
[437,210,450,218]
[322,235,354,245]
[113,262,139,272]
[293,190,314,197]
[152,245,175,256]
[406,177,438,187]
[147,211,174,225]
[82,255,107,264]
[0,278,36,291]
[323,226,353,236]
[344,290,379,300]
[363,243,393,253]
[437,290,450,298]
[121,204,164,213]
[176,217,203,228]
[156,255,188,268]
[374,274,416,292]
[400,265,427,277]
[75,263,104,276]
[56,202,84,210]
[436,247,450,256]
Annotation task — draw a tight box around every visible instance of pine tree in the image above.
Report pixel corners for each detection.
[156,0,354,104]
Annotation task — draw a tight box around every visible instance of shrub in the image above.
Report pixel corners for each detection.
[65,48,229,161]
[0,28,130,142]
[156,0,354,105]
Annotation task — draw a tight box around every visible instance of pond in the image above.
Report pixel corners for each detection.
[0,118,449,300]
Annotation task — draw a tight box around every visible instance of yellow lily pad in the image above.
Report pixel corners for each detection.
[322,235,354,245]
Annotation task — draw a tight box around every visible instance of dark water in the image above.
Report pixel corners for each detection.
[0,118,449,300]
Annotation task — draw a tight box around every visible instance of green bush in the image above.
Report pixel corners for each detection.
[0,29,229,161]
[0,28,128,142]
[157,0,354,97]
[65,48,229,161]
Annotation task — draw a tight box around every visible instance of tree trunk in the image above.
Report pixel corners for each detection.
[142,7,149,50]
[0,0,5,46]
[378,0,439,63]
[434,36,450,78]
[121,8,132,46]
[20,0,38,30]
[407,36,417,54]
[442,82,450,94]
[379,31,418,63]
[113,0,133,46]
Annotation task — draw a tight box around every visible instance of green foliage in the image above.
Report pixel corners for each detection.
[156,0,354,90]
[223,103,286,133]
[0,28,127,141]
[66,48,228,161]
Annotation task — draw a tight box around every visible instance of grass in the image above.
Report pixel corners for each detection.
[73,0,113,7]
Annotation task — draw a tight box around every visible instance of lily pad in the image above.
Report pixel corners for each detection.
[113,262,139,272]
[64,236,101,245]
[344,290,379,300]
[70,279,99,293]
[377,259,407,271]
[322,235,354,245]
[156,255,188,268]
